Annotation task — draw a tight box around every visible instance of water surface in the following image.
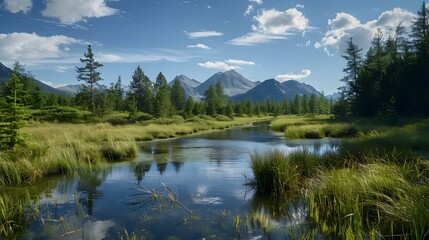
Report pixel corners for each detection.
[17,123,340,239]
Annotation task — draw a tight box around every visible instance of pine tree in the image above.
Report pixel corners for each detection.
[170,80,186,112]
[109,76,125,111]
[309,94,320,115]
[341,37,363,102]
[185,96,195,117]
[76,45,103,112]
[154,72,173,118]
[129,66,154,114]
[0,69,29,150]
[204,85,218,115]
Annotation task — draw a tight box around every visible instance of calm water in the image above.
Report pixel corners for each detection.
[17,123,340,239]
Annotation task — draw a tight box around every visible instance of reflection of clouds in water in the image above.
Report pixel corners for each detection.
[193,184,223,205]
[63,219,115,240]
[197,185,208,195]
[192,196,223,205]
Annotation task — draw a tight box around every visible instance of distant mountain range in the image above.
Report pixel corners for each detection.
[57,83,108,96]
[1,61,327,103]
[231,78,321,102]
[0,62,68,95]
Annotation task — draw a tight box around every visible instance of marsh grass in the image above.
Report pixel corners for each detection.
[0,190,39,238]
[251,143,429,238]
[308,160,429,239]
[271,115,395,140]
[0,116,269,187]
[250,149,331,197]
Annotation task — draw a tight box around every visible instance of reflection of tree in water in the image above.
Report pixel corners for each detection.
[76,170,108,216]
[156,160,168,175]
[170,161,184,173]
[133,161,152,184]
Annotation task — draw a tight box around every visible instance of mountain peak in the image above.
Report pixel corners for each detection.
[196,69,258,96]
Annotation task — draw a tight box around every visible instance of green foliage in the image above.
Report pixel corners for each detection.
[32,106,91,123]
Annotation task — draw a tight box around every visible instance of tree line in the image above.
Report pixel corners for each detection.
[335,2,429,118]
[0,44,334,149]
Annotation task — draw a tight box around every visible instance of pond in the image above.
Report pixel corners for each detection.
[5,123,340,239]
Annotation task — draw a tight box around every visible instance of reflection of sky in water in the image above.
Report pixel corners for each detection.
[24,124,340,239]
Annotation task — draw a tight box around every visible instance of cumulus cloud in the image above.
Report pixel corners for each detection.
[0,32,82,63]
[42,0,118,24]
[296,4,304,9]
[4,0,32,13]
[198,59,255,71]
[244,5,254,16]
[249,0,263,4]
[275,69,311,82]
[187,43,211,49]
[315,8,415,55]
[185,30,224,38]
[228,8,310,46]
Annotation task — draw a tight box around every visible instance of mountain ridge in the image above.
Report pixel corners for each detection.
[231,78,322,102]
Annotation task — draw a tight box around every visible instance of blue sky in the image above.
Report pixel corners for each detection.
[0,0,424,94]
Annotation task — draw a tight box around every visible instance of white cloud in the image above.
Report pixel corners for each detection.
[276,69,311,82]
[55,66,68,73]
[185,30,224,38]
[198,61,239,71]
[4,0,32,13]
[227,32,288,46]
[42,0,118,25]
[187,44,211,49]
[315,8,415,55]
[229,7,309,46]
[244,5,254,16]
[0,32,82,63]
[198,59,256,71]
[98,52,192,63]
[296,4,304,9]
[225,59,255,65]
[249,0,263,4]
[254,8,309,34]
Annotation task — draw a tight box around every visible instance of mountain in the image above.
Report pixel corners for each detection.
[169,75,202,100]
[0,62,68,95]
[196,69,258,97]
[0,62,13,82]
[57,83,108,96]
[326,92,341,101]
[231,79,321,102]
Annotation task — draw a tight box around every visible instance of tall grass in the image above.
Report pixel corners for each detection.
[0,116,270,187]
[250,149,330,197]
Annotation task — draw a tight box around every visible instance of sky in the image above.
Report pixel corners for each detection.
[0,0,424,94]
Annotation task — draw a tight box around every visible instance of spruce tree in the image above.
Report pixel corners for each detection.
[129,66,154,114]
[76,45,103,112]
[154,72,173,118]
[170,80,186,112]
[0,69,29,150]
